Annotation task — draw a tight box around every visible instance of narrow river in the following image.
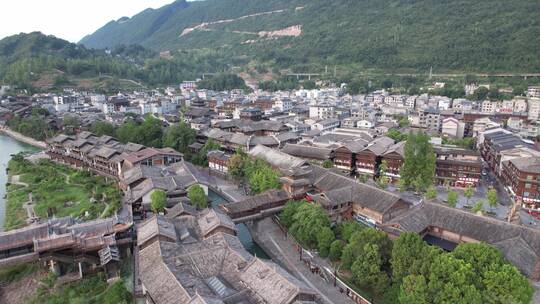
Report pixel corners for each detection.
[208,190,270,259]
[0,134,38,230]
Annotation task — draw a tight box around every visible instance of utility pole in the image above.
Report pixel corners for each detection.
[429,66,433,80]
[333,66,337,78]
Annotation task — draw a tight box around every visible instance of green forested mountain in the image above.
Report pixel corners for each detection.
[0,32,224,90]
[80,0,540,72]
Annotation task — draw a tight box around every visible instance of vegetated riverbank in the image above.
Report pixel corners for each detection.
[0,126,46,149]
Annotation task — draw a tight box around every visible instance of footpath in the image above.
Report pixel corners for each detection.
[0,126,47,149]
[249,217,357,304]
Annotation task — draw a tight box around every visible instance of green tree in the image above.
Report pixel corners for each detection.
[453,243,533,303]
[316,226,335,257]
[427,255,482,304]
[471,86,489,101]
[472,200,485,214]
[351,243,390,295]
[248,164,280,194]
[163,122,196,155]
[322,159,334,168]
[391,233,441,283]
[452,243,504,276]
[150,189,166,214]
[447,190,458,207]
[139,116,164,147]
[387,129,408,142]
[342,228,392,270]
[116,120,139,143]
[425,186,437,200]
[358,174,369,183]
[188,185,207,209]
[192,139,221,167]
[280,200,303,228]
[464,186,474,206]
[90,121,115,137]
[336,220,364,243]
[486,189,498,211]
[377,160,390,189]
[399,275,429,304]
[329,240,345,262]
[289,202,330,248]
[400,132,436,192]
[228,149,248,182]
[483,264,534,304]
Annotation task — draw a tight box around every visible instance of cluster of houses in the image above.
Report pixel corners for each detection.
[226,145,540,280]
[47,131,183,179]
[136,213,317,303]
[42,125,540,286]
[6,81,540,294]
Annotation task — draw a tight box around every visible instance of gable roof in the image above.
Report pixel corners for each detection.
[313,170,404,214]
[384,202,540,278]
[281,144,333,160]
[249,145,307,171]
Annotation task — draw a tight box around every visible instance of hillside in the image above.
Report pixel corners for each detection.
[0,32,201,90]
[80,0,540,73]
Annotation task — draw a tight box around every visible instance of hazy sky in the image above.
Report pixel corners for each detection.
[0,0,174,42]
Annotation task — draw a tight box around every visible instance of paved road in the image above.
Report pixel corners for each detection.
[250,218,356,304]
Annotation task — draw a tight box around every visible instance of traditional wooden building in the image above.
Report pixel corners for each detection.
[310,170,410,224]
[334,140,367,173]
[207,150,230,174]
[382,202,540,280]
[355,136,394,176]
[136,215,316,303]
[381,141,406,181]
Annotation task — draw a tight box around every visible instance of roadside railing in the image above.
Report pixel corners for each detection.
[272,215,372,304]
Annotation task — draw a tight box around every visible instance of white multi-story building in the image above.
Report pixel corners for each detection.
[405,95,417,109]
[102,102,115,114]
[274,98,293,112]
[528,86,540,98]
[441,117,465,139]
[437,97,452,110]
[312,118,340,132]
[481,100,500,113]
[527,97,540,121]
[309,104,335,119]
[473,118,502,139]
[452,99,473,111]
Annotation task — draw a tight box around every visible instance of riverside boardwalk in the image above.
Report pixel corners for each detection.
[0,126,47,149]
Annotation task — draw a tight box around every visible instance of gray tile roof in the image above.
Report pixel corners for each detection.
[384,202,540,279]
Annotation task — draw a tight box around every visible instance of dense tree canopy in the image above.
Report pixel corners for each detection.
[400,132,436,192]
[187,185,207,209]
[229,151,281,195]
[162,122,197,155]
[150,189,166,214]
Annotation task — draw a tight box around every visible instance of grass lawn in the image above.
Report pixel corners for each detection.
[6,155,122,230]
[0,263,39,284]
[4,184,31,230]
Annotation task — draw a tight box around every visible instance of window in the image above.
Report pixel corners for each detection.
[525,183,531,189]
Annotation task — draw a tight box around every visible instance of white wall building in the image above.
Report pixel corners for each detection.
[441,117,465,139]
